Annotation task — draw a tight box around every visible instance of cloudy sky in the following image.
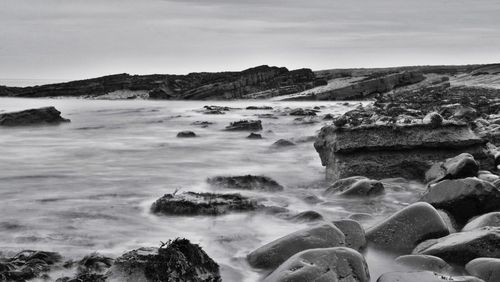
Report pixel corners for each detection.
[1,0,499,80]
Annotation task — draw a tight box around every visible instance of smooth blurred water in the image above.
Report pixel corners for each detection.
[0,98,425,281]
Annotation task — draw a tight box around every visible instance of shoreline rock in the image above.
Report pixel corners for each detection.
[0,106,70,126]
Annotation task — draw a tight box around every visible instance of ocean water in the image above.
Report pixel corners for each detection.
[0,98,425,281]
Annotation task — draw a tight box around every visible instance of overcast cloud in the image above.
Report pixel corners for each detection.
[0,0,499,80]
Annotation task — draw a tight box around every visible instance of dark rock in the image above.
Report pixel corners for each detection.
[333,116,348,127]
[465,258,500,282]
[289,108,317,116]
[150,192,259,216]
[323,114,335,120]
[246,133,262,139]
[107,238,221,282]
[423,112,444,128]
[324,176,384,197]
[314,122,493,181]
[263,247,370,282]
[247,224,345,270]
[272,139,296,147]
[377,271,484,282]
[246,106,273,110]
[0,106,70,126]
[394,254,453,272]
[0,250,62,281]
[207,175,284,192]
[413,227,500,265]
[366,202,450,252]
[333,219,366,251]
[462,212,500,231]
[288,211,324,222]
[191,121,214,128]
[420,177,500,224]
[225,120,262,131]
[177,131,197,138]
[425,153,479,183]
[56,273,107,282]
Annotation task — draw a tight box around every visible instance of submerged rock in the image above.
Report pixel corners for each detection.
[366,202,449,252]
[246,133,262,139]
[413,227,500,265]
[0,250,62,281]
[0,106,70,126]
[150,192,259,216]
[207,175,284,192]
[272,139,296,147]
[324,176,384,197]
[377,271,484,282]
[289,108,317,116]
[394,254,452,273]
[225,120,262,131]
[462,212,500,231]
[177,131,197,138]
[420,177,500,224]
[263,247,370,282]
[246,106,273,110]
[191,121,214,128]
[247,224,345,270]
[107,238,221,282]
[465,258,500,282]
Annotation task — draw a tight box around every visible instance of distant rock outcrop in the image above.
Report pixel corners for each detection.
[0,106,70,126]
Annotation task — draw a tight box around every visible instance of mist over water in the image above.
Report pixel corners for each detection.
[0,98,425,281]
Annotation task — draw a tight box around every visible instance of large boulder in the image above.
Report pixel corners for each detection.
[263,247,370,282]
[420,177,500,224]
[366,202,450,252]
[462,212,500,231]
[377,271,484,282]
[394,254,452,273]
[465,258,500,282]
[225,120,262,131]
[207,175,284,192]
[150,192,259,216]
[413,227,500,265]
[0,106,70,126]
[324,176,384,197]
[332,220,367,251]
[247,224,346,270]
[425,153,479,183]
[107,238,221,282]
[314,122,493,181]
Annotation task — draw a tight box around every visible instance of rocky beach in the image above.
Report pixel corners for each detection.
[1,63,500,281]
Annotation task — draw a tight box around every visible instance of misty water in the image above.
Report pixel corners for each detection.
[0,97,426,281]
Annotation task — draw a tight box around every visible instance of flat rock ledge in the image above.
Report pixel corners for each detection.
[314,122,494,180]
[0,106,70,126]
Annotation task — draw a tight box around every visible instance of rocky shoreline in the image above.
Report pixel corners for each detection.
[2,64,500,281]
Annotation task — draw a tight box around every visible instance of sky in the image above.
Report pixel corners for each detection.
[0,0,499,81]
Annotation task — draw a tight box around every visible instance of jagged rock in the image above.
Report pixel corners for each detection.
[206,175,284,192]
[246,133,262,139]
[247,224,345,270]
[377,271,484,282]
[324,176,384,197]
[465,258,500,282]
[177,131,197,138]
[289,108,317,116]
[366,202,449,252]
[314,122,493,180]
[246,106,273,110]
[272,139,296,147]
[462,212,500,231]
[263,247,370,282]
[0,250,62,281]
[106,238,221,282]
[0,106,70,126]
[413,227,500,265]
[420,177,500,224]
[225,120,262,131]
[150,192,259,216]
[288,211,324,222]
[425,153,479,183]
[394,255,453,272]
[332,220,366,251]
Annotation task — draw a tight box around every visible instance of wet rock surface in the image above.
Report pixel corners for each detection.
[465,258,500,282]
[0,106,70,126]
[366,202,450,252]
[394,254,453,273]
[263,247,370,282]
[207,175,284,192]
[332,220,366,251]
[0,250,62,281]
[324,176,384,197]
[377,271,484,282]
[462,212,500,231]
[247,224,346,270]
[150,192,259,216]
